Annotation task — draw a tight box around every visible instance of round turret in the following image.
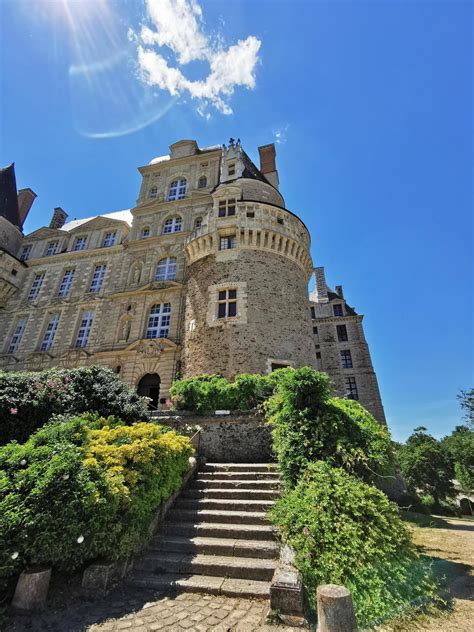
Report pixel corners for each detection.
[182,175,316,378]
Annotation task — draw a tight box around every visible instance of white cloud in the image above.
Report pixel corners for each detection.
[134,0,261,115]
[274,124,289,145]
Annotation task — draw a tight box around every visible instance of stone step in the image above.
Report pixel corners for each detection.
[202,463,278,473]
[198,471,280,480]
[175,498,275,512]
[167,508,268,525]
[150,535,279,559]
[134,552,277,582]
[191,478,280,490]
[129,573,271,599]
[183,487,280,501]
[161,522,276,541]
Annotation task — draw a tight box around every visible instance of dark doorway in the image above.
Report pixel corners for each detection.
[271,363,288,371]
[137,373,161,409]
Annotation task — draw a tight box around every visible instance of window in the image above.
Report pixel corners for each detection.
[228,162,236,176]
[217,289,237,319]
[89,265,106,293]
[220,235,237,250]
[167,178,187,201]
[40,314,60,351]
[277,217,284,225]
[28,273,45,300]
[247,211,255,218]
[102,232,116,247]
[163,217,182,234]
[194,217,202,230]
[146,303,171,339]
[75,311,94,348]
[149,186,158,199]
[72,236,87,251]
[58,269,75,297]
[310,306,316,319]
[198,176,207,188]
[316,352,321,359]
[20,244,32,261]
[313,326,318,335]
[337,324,348,342]
[155,257,177,281]
[340,349,353,369]
[45,241,59,256]
[345,377,359,400]
[141,227,151,239]
[218,199,236,218]
[8,318,28,354]
[333,304,344,317]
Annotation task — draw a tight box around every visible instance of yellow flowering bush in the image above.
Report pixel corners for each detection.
[1,414,193,596]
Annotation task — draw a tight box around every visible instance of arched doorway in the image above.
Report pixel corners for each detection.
[137,373,161,410]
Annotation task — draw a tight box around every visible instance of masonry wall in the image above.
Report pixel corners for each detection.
[182,249,317,378]
[153,412,274,463]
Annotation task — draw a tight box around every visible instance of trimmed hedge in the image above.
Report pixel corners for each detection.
[0,366,149,444]
[0,414,193,594]
[270,462,438,627]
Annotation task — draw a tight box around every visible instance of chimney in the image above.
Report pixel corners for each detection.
[49,207,68,230]
[17,188,37,228]
[310,267,329,303]
[258,143,279,189]
[335,285,344,299]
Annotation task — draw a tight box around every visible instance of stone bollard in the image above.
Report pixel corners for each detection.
[11,567,51,612]
[317,584,358,632]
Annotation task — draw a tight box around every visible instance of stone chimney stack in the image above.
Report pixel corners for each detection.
[258,144,279,189]
[335,285,344,299]
[17,188,37,228]
[310,267,329,303]
[49,207,68,230]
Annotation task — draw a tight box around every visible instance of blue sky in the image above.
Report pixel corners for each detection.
[0,0,472,441]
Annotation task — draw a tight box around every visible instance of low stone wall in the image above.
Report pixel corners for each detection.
[152,411,274,463]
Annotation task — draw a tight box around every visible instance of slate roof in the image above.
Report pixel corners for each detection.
[60,210,133,232]
[0,163,20,228]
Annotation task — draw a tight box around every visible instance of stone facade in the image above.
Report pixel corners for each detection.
[0,138,386,423]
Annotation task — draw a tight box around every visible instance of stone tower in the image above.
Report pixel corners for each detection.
[182,139,316,378]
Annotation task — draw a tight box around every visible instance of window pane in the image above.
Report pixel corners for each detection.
[228,289,237,300]
[228,301,237,317]
[217,303,226,319]
[218,290,226,301]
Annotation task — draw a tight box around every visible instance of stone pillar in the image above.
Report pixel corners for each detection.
[11,568,51,612]
[317,584,358,632]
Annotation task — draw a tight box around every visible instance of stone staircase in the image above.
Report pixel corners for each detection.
[129,463,280,599]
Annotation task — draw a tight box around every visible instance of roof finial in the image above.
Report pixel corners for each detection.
[228,137,235,147]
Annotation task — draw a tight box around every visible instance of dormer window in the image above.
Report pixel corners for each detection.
[20,244,32,261]
[163,217,182,234]
[45,241,59,257]
[198,176,207,189]
[333,304,344,317]
[141,227,151,239]
[218,199,236,218]
[149,186,158,199]
[228,162,236,177]
[167,178,187,201]
[72,236,87,251]
[102,232,116,247]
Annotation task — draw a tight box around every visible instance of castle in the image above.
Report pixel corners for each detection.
[0,139,386,423]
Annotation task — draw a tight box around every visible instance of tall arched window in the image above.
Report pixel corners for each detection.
[167,179,187,201]
[146,303,171,339]
[149,186,158,199]
[163,217,182,234]
[155,257,177,281]
[198,176,207,189]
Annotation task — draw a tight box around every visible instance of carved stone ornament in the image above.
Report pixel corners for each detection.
[58,349,90,368]
[136,340,165,358]
[26,352,51,370]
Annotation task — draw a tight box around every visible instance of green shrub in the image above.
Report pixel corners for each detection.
[0,414,193,595]
[270,461,438,627]
[0,366,149,444]
[169,372,277,412]
[265,367,395,486]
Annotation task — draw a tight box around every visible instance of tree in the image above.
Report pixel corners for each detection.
[442,425,474,490]
[397,426,454,509]
[458,389,474,428]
